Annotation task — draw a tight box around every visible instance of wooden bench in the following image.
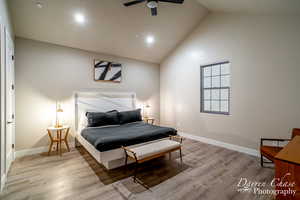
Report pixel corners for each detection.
[122,135,183,183]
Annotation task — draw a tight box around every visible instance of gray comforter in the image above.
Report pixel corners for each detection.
[81,121,177,152]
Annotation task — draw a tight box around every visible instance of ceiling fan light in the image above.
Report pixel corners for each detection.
[147,1,158,8]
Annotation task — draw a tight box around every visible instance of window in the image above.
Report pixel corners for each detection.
[200,61,230,115]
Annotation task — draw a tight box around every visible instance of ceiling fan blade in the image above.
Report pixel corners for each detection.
[124,0,146,7]
[151,7,157,16]
[158,0,184,4]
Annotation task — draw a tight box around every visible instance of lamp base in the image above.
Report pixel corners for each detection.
[143,116,149,121]
[55,124,63,128]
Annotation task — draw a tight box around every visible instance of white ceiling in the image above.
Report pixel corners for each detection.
[9,0,300,64]
[197,0,300,15]
[9,0,208,63]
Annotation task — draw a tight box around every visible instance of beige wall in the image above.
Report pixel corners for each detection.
[15,38,160,151]
[160,13,300,150]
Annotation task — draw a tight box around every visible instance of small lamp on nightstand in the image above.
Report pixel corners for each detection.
[55,102,64,128]
[143,104,150,119]
[143,104,154,124]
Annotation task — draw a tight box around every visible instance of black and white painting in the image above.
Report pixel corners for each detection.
[94,60,122,82]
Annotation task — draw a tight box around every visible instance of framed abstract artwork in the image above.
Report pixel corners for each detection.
[94,60,122,82]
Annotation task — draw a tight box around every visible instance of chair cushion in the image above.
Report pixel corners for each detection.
[129,140,181,160]
[260,146,283,161]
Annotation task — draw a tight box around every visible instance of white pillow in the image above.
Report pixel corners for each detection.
[78,111,88,133]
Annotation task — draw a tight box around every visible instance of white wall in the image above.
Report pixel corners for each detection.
[160,13,300,150]
[15,38,160,151]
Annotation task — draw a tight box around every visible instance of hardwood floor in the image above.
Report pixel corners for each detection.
[0,139,274,200]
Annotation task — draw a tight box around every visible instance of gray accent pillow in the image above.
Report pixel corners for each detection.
[118,109,142,124]
[86,110,119,127]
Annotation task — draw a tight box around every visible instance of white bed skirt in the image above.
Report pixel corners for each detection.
[76,132,168,170]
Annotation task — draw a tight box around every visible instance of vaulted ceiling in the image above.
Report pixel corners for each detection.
[197,0,300,15]
[9,0,207,63]
[9,0,300,63]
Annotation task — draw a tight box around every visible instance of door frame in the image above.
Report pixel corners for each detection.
[0,23,15,192]
[0,22,6,192]
[5,28,15,172]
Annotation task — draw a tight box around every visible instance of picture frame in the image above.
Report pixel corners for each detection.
[94,60,122,82]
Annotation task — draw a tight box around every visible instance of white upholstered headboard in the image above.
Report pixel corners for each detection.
[74,91,136,131]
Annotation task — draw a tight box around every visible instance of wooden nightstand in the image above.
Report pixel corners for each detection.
[47,126,70,156]
[143,117,155,125]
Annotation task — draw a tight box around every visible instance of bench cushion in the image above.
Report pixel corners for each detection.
[129,140,181,160]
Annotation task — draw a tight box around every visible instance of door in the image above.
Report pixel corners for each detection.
[0,23,5,190]
[5,30,15,173]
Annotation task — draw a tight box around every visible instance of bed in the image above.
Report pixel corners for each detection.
[75,91,177,169]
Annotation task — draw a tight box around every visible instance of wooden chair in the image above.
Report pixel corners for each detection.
[291,128,300,138]
[260,128,300,167]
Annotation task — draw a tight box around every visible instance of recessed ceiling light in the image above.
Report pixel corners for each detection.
[36,2,43,8]
[146,35,155,45]
[74,13,85,24]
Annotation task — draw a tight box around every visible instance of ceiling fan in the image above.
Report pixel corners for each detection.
[124,0,184,16]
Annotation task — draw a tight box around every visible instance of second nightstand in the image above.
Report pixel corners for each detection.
[143,117,155,125]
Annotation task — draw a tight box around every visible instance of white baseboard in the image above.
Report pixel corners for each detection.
[15,142,75,158]
[1,151,14,192]
[179,132,259,157]
[1,173,6,192]
[6,150,13,174]
[15,146,49,158]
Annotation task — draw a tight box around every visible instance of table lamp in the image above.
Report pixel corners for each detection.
[143,104,150,119]
[55,102,64,128]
